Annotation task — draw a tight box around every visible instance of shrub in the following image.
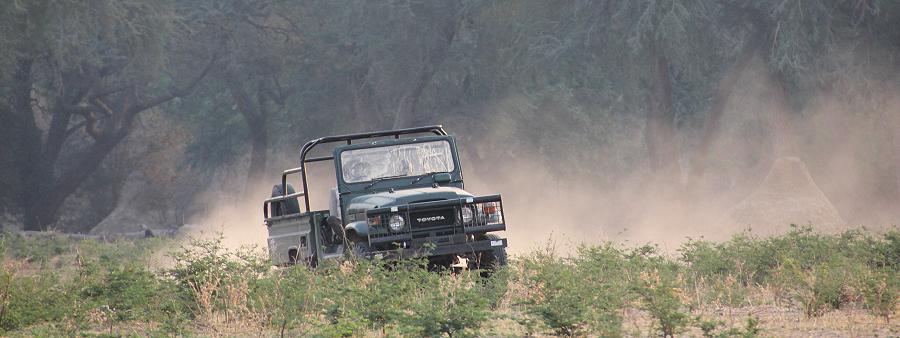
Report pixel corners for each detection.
[399,269,492,337]
[520,250,595,336]
[0,266,72,332]
[313,261,371,337]
[627,245,690,338]
[694,315,761,338]
[361,259,419,333]
[859,269,898,321]
[166,236,269,323]
[252,264,317,337]
[0,233,70,265]
[679,239,737,279]
[519,244,626,337]
[76,262,162,322]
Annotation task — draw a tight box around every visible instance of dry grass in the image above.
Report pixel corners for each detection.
[1,230,897,337]
[485,276,898,337]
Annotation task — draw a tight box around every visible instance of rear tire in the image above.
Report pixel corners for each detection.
[351,240,371,258]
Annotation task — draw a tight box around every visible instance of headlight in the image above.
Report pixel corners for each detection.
[388,214,405,232]
[469,201,503,225]
[461,207,474,225]
[482,201,503,224]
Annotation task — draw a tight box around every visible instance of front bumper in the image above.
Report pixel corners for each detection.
[366,194,507,244]
[367,237,508,260]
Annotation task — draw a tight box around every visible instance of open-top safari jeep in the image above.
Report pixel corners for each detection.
[263,125,508,269]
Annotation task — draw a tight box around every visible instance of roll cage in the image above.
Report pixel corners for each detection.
[264,125,448,218]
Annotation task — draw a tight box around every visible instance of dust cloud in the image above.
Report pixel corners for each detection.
[461,60,900,255]
[178,184,269,250]
[193,61,899,257]
[182,156,339,251]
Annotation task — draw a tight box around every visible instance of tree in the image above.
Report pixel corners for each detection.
[611,0,717,187]
[688,5,768,188]
[328,0,474,129]
[733,0,884,157]
[203,0,305,189]
[2,1,216,231]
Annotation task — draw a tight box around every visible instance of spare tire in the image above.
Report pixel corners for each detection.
[270,183,301,216]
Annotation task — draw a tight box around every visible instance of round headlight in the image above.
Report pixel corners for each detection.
[388,215,405,232]
[461,207,474,225]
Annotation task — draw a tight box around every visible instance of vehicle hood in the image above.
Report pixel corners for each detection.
[345,186,473,213]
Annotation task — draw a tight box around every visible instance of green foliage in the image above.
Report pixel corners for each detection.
[0,233,70,264]
[695,315,761,338]
[77,263,163,322]
[0,267,71,332]
[0,229,896,335]
[679,226,899,318]
[252,264,316,335]
[859,269,899,321]
[776,256,854,317]
[398,269,491,337]
[166,235,269,323]
[519,244,627,337]
[627,245,691,337]
[306,259,494,338]
[520,252,594,336]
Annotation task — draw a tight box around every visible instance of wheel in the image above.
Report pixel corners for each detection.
[350,240,372,258]
[475,234,507,273]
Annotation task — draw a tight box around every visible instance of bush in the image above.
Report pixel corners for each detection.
[0,233,70,265]
[252,264,317,336]
[859,269,898,321]
[679,226,899,318]
[166,236,269,324]
[0,227,893,335]
[627,245,690,338]
[0,266,72,332]
[519,244,626,337]
[80,264,166,321]
[399,269,492,337]
[308,258,496,338]
[313,261,371,337]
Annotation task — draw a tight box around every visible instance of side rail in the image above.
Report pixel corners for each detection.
[365,195,506,245]
[263,167,307,221]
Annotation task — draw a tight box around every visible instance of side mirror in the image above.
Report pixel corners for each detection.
[433,172,452,183]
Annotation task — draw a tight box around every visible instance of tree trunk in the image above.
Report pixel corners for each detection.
[390,2,462,129]
[9,58,47,231]
[31,132,127,230]
[644,43,681,184]
[766,70,799,157]
[18,56,215,231]
[350,65,379,130]
[688,26,766,187]
[245,115,268,188]
[224,74,273,191]
[744,8,799,158]
[391,63,434,129]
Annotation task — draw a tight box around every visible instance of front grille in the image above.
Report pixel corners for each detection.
[409,208,456,229]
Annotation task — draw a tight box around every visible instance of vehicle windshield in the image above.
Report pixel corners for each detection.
[340,140,455,183]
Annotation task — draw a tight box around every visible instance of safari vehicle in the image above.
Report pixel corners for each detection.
[263,125,508,269]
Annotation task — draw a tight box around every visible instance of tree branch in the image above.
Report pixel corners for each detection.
[62,120,88,139]
[225,69,262,121]
[88,84,131,102]
[126,54,219,116]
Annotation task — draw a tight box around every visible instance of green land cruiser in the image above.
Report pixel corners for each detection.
[263,125,508,269]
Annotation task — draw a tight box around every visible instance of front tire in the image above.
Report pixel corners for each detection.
[476,234,507,272]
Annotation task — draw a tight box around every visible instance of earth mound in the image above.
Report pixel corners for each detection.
[725,157,844,234]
